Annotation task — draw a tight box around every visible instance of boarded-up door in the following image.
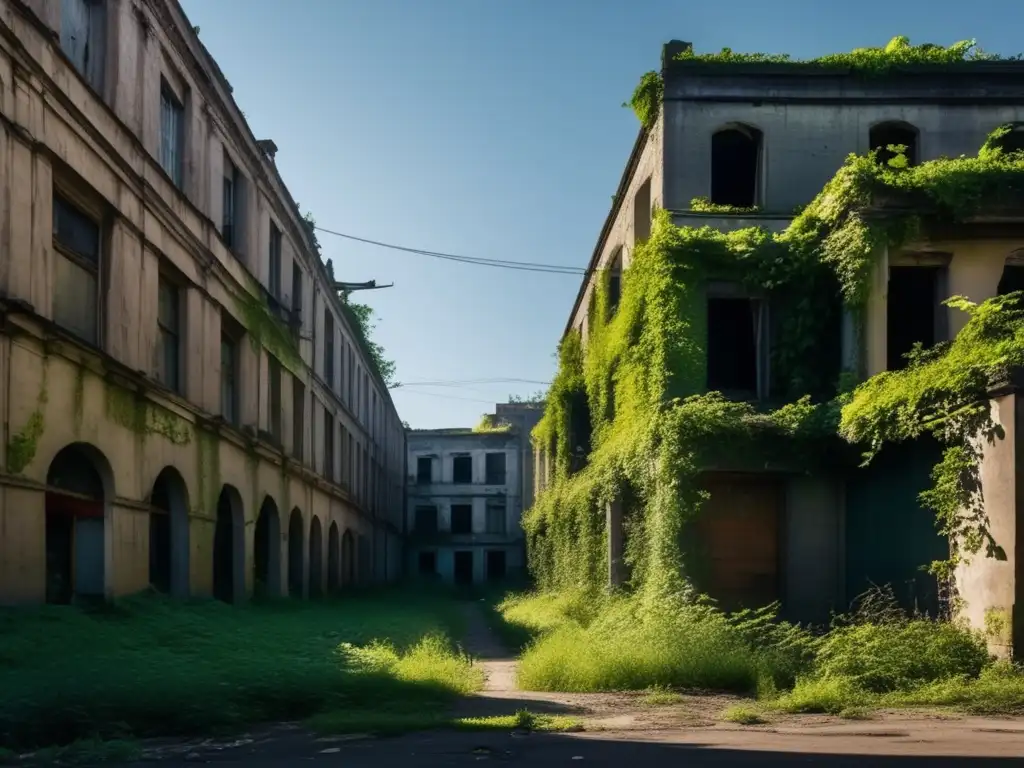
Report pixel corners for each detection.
[692,474,782,611]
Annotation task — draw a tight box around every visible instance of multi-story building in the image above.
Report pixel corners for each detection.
[535,40,1024,636]
[0,0,405,604]
[406,421,526,586]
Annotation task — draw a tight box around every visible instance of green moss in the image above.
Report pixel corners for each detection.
[105,386,191,446]
[233,277,302,375]
[6,367,49,476]
[529,127,1024,601]
[688,197,761,215]
[196,427,221,514]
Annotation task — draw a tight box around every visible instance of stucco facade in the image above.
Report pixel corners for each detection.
[0,0,405,605]
[406,428,525,586]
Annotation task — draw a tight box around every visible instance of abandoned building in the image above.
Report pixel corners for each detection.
[407,416,529,586]
[0,0,406,605]
[535,40,1024,651]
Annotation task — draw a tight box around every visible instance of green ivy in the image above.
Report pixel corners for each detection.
[629,37,1020,128]
[688,197,761,215]
[528,126,1024,601]
[6,366,48,475]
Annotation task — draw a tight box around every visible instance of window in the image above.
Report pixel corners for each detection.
[452,455,472,484]
[355,447,362,503]
[159,83,184,187]
[222,155,238,248]
[348,347,355,407]
[291,261,303,321]
[485,452,506,485]
[418,550,437,575]
[415,505,438,534]
[268,355,282,442]
[268,223,282,300]
[485,499,506,534]
[417,456,433,484]
[324,309,335,389]
[486,550,507,581]
[157,276,181,393]
[340,424,349,486]
[451,504,473,535]
[710,124,762,208]
[706,289,769,399]
[293,378,305,461]
[887,265,946,371]
[323,406,334,481]
[349,434,355,491]
[608,248,623,317]
[870,121,919,168]
[633,178,652,244]
[339,337,347,404]
[52,192,101,345]
[220,333,238,425]
[60,0,106,92]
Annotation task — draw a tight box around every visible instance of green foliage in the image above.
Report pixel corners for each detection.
[6,368,48,475]
[233,276,302,373]
[339,294,399,388]
[689,196,760,215]
[508,389,546,405]
[473,414,513,433]
[627,70,663,130]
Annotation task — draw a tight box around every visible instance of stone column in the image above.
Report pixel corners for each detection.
[607,496,626,588]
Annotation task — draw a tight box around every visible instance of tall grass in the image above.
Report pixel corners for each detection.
[0,590,480,750]
[500,588,1024,714]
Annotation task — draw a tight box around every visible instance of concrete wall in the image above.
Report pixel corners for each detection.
[0,0,403,604]
[784,476,844,624]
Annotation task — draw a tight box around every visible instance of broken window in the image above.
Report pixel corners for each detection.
[485,499,506,534]
[157,276,182,393]
[451,504,473,534]
[52,192,101,345]
[633,178,652,244]
[415,505,438,533]
[292,377,305,462]
[607,248,623,317]
[870,121,919,167]
[418,550,437,575]
[486,550,507,581]
[220,332,238,425]
[710,125,762,208]
[485,452,506,485]
[61,0,106,93]
[268,222,282,300]
[417,456,433,484]
[886,265,946,371]
[706,284,769,398]
[324,309,335,389]
[159,82,184,187]
[268,355,282,443]
[222,154,239,248]
[323,405,334,481]
[452,455,473,484]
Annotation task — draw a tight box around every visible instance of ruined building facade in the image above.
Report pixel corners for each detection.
[0,0,405,604]
[537,41,1024,646]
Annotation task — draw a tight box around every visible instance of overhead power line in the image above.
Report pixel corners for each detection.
[390,389,498,405]
[393,377,550,388]
[313,225,586,275]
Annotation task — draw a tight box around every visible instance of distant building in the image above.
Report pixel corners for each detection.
[405,410,534,585]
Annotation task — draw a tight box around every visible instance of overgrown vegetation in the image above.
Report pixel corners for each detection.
[473,413,514,433]
[628,37,1021,128]
[523,109,1024,707]
[0,591,478,752]
[688,196,760,215]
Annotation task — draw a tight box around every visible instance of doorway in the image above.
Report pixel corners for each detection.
[486,550,507,582]
[453,550,474,586]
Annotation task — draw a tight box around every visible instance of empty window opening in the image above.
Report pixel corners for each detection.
[485,452,507,485]
[486,550,507,582]
[870,121,919,167]
[268,355,282,443]
[485,500,507,535]
[323,407,334,482]
[254,498,280,599]
[45,444,108,604]
[633,178,652,244]
[222,156,239,248]
[418,550,437,576]
[608,249,623,317]
[213,487,242,604]
[327,523,341,593]
[451,504,473,534]
[292,378,305,462]
[324,309,335,388]
[887,266,943,371]
[453,550,474,586]
[707,297,762,396]
[711,125,761,208]
[291,261,303,320]
[52,193,101,345]
[269,223,283,300]
[309,516,323,598]
[417,456,433,484]
[288,508,304,598]
[415,505,439,534]
[220,332,238,425]
[998,262,1024,299]
[341,529,355,586]
[452,455,473,484]
[568,390,592,473]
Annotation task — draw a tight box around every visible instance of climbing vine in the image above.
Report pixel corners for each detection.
[7,365,49,475]
[628,37,1019,128]
[688,196,760,215]
[528,125,1024,601]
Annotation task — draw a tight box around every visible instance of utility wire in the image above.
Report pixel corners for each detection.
[390,389,498,405]
[394,377,550,388]
[313,225,587,275]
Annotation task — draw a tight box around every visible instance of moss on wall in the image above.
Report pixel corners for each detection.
[196,427,222,515]
[6,365,49,476]
[105,385,192,446]
[233,276,302,375]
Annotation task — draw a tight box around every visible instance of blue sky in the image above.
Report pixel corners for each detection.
[179,0,1022,429]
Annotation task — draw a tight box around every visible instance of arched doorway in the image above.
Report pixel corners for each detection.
[309,516,323,597]
[327,522,340,593]
[288,508,304,598]
[45,443,112,604]
[149,467,190,597]
[710,124,762,208]
[254,496,281,598]
[213,485,244,603]
[341,529,355,586]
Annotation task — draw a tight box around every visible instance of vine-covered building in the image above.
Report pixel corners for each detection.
[532,38,1024,654]
[0,0,405,604]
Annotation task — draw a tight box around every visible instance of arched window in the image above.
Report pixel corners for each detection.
[870,121,919,167]
[710,124,762,208]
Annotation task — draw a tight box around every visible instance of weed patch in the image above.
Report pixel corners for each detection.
[722,706,766,725]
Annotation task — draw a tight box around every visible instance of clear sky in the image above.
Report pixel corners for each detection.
[179,0,1022,429]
